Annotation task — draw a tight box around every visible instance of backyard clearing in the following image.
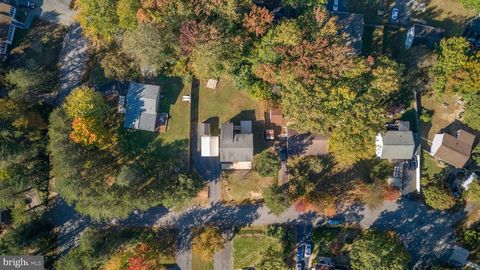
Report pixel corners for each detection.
[198,77,270,153]
[233,227,282,269]
[221,171,275,203]
[414,0,476,36]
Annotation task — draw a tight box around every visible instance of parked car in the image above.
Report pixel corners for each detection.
[391,8,399,20]
[409,158,418,170]
[279,146,287,161]
[317,257,335,267]
[327,218,342,226]
[304,243,312,257]
[297,245,304,260]
[333,0,339,11]
[296,261,304,270]
[21,1,35,9]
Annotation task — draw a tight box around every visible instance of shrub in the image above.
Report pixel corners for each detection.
[253,150,280,177]
[263,185,290,215]
[423,184,455,210]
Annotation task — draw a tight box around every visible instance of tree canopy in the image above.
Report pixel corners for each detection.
[350,230,410,270]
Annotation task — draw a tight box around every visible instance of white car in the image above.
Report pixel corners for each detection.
[392,8,399,20]
[333,0,339,11]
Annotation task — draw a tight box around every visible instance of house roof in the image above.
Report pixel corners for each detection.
[412,24,444,48]
[0,3,13,45]
[332,12,364,55]
[201,136,219,157]
[288,130,329,156]
[124,82,161,131]
[220,122,253,163]
[432,131,475,168]
[377,131,415,160]
[270,108,283,126]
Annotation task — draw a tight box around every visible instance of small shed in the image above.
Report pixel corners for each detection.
[206,79,218,89]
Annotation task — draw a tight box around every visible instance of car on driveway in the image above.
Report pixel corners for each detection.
[297,245,304,260]
[333,0,339,11]
[296,261,304,270]
[304,243,312,257]
[327,218,342,226]
[409,158,418,170]
[391,8,399,20]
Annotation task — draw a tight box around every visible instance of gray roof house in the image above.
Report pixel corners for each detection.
[375,131,415,160]
[124,82,161,132]
[220,122,254,170]
[332,12,364,55]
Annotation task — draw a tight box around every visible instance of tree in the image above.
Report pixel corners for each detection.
[116,165,144,187]
[64,87,110,147]
[122,23,179,74]
[243,5,274,36]
[193,227,225,260]
[161,174,203,209]
[462,94,480,130]
[465,180,480,203]
[117,0,140,30]
[423,184,456,211]
[100,50,140,80]
[350,230,410,270]
[472,144,480,165]
[263,185,290,215]
[190,40,230,79]
[257,247,289,270]
[253,150,280,177]
[460,226,480,255]
[459,0,480,13]
[76,0,120,42]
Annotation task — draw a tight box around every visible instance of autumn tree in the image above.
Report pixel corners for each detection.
[76,0,120,43]
[193,227,225,260]
[243,5,274,36]
[350,230,410,270]
[64,87,110,147]
[117,0,140,30]
[465,180,480,203]
[422,182,456,211]
[122,23,180,74]
[100,50,140,80]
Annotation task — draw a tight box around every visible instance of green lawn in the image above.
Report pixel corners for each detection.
[422,150,444,177]
[222,171,275,203]
[118,77,190,166]
[233,229,282,269]
[414,0,476,36]
[198,77,269,153]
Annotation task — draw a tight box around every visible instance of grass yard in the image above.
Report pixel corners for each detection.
[422,150,444,177]
[233,228,282,269]
[221,171,275,203]
[118,77,190,166]
[197,77,269,153]
[414,0,476,36]
[192,242,213,270]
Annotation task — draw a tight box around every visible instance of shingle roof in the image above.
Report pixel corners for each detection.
[124,82,160,131]
[432,132,475,168]
[220,123,253,163]
[378,131,415,160]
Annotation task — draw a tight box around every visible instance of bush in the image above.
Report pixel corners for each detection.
[263,185,290,215]
[423,184,455,210]
[419,109,433,123]
[253,150,280,177]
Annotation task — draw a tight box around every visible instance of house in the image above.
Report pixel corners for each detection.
[332,12,364,55]
[288,130,329,156]
[375,126,415,160]
[431,130,476,168]
[0,2,17,56]
[123,82,162,132]
[220,121,253,170]
[405,24,444,49]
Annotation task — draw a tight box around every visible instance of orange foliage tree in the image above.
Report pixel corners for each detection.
[243,5,274,36]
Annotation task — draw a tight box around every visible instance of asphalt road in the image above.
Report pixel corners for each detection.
[55,23,89,105]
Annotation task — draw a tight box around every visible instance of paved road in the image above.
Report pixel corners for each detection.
[214,233,233,270]
[41,0,75,26]
[55,23,89,105]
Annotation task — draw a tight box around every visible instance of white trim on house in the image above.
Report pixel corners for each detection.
[375,133,383,157]
[430,134,443,155]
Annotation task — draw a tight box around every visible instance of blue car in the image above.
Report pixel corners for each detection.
[297,245,304,260]
[296,261,304,270]
[327,218,342,226]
